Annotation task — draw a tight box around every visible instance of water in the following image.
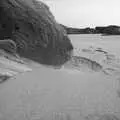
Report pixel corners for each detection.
[0,34,120,120]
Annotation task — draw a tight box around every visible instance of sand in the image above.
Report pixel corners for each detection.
[0,34,120,120]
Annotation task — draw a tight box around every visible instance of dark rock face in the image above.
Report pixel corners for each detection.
[0,0,73,66]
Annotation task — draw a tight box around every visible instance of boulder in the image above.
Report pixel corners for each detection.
[0,0,73,66]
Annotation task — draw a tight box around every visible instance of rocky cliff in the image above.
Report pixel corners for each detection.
[0,0,73,66]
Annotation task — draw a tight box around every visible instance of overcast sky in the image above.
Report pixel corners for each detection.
[42,0,120,28]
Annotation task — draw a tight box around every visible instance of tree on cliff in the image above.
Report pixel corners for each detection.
[0,0,73,66]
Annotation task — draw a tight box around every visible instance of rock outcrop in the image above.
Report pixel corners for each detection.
[0,0,73,66]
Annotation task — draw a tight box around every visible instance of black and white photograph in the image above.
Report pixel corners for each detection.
[0,0,120,119]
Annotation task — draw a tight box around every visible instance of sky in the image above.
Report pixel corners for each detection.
[41,0,120,28]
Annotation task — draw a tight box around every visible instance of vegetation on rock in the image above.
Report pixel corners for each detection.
[0,0,73,66]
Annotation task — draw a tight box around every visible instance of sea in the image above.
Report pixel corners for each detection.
[0,34,120,120]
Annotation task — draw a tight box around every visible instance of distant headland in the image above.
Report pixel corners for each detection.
[61,25,120,35]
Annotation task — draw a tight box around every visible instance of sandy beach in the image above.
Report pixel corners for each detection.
[0,34,120,120]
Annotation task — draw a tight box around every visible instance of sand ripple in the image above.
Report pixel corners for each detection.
[63,46,120,76]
